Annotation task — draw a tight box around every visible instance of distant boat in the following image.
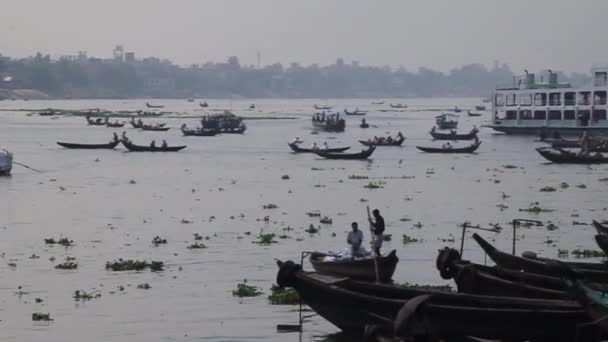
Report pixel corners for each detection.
[467,110,482,117]
[200,102,209,108]
[249,104,255,110]
[187,98,195,102]
[475,105,486,111]
[371,101,385,105]
[390,104,408,109]
[344,108,366,116]
[0,149,13,176]
[435,113,459,130]
[314,104,332,110]
[146,102,164,109]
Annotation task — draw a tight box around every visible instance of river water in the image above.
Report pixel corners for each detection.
[0,98,606,341]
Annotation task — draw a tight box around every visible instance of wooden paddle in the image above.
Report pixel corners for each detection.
[367,206,380,283]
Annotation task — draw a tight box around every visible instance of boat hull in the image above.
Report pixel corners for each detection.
[121,140,186,152]
[310,250,398,282]
[486,124,608,135]
[536,148,608,164]
[57,140,120,149]
[314,146,375,160]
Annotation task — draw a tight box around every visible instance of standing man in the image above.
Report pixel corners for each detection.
[347,222,363,257]
[369,209,385,256]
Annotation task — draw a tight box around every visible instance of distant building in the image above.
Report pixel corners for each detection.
[125,52,136,63]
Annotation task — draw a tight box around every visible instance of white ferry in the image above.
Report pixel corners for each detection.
[486,66,608,135]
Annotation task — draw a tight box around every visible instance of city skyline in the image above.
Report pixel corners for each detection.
[1,0,606,73]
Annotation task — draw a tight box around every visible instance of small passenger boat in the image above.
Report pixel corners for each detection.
[314,146,375,160]
[309,250,398,282]
[141,124,170,131]
[416,140,481,153]
[314,104,333,110]
[371,101,385,105]
[57,138,121,150]
[181,124,219,136]
[121,140,186,152]
[0,149,13,176]
[429,127,478,140]
[105,119,125,128]
[467,110,482,117]
[359,135,405,147]
[86,117,106,126]
[344,108,366,116]
[389,104,407,109]
[145,102,164,109]
[435,113,459,130]
[199,102,209,108]
[474,105,486,111]
[593,220,608,235]
[288,143,350,154]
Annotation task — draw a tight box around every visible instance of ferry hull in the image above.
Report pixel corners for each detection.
[484,125,608,136]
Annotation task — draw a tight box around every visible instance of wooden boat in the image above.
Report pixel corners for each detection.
[389,104,407,109]
[39,109,56,116]
[474,105,486,111]
[288,143,350,154]
[312,114,345,132]
[570,280,608,335]
[344,108,366,116]
[416,140,481,153]
[274,261,589,340]
[371,101,384,105]
[199,102,209,108]
[121,140,186,152]
[314,105,333,110]
[57,139,121,150]
[130,118,143,128]
[536,147,608,164]
[86,117,106,126]
[314,146,375,160]
[141,125,170,131]
[220,125,246,134]
[360,122,369,128]
[145,102,164,109]
[249,104,255,110]
[359,136,405,147]
[467,110,482,117]
[472,233,608,282]
[309,250,398,282]
[0,149,13,176]
[181,124,219,137]
[593,220,608,235]
[429,127,478,140]
[550,140,608,152]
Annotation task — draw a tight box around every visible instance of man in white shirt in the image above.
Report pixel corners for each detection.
[347,222,363,257]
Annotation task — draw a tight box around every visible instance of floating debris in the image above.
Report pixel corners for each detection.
[187,242,207,249]
[263,203,278,209]
[402,234,419,244]
[55,262,78,270]
[73,290,101,301]
[44,237,74,247]
[232,280,262,297]
[306,211,321,217]
[281,175,290,180]
[560,182,570,189]
[105,259,164,272]
[348,175,369,180]
[268,285,299,305]
[32,313,52,321]
[382,234,392,242]
[320,216,333,224]
[539,186,556,192]
[519,202,553,213]
[254,232,277,245]
[137,283,151,290]
[305,224,320,234]
[546,223,558,231]
[152,236,167,246]
[364,181,384,189]
[571,249,605,258]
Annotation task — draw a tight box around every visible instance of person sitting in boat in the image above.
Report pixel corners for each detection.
[442,142,453,149]
[310,142,318,150]
[292,137,303,145]
[323,142,329,150]
[96,118,103,124]
[161,140,168,148]
[150,140,156,148]
[112,132,119,142]
[472,125,478,133]
[347,222,364,257]
[553,131,562,140]
[430,126,436,133]
[386,136,394,144]
[450,129,456,135]
[396,132,404,140]
[121,131,130,143]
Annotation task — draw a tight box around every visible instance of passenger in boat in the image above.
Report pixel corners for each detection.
[386,136,393,144]
[121,131,130,143]
[112,132,119,142]
[138,119,143,126]
[396,132,404,140]
[161,140,168,148]
[579,131,590,156]
[292,137,303,145]
[430,126,436,133]
[347,222,364,257]
[323,142,329,150]
[369,209,385,256]
[442,142,453,149]
[150,140,156,148]
[450,129,456,135]
[310,142,318,150]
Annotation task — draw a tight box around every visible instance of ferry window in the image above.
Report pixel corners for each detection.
[594,91,607,105]
[520,110,533,120]
[495,94,505,106]
[594,72,608,87]
[548,111,561,120]
[506,94,517,106]
[579,92,591,105]
[506,110,517,120]
[594,109,607,121]
[519,93,532,106]
[534,110,547,120]
[564,92,576,106]
[534,93,547,106]
[563,110,575,120]
[549,93,561,106]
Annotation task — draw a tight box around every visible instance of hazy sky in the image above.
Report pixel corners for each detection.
[1,0,606,73]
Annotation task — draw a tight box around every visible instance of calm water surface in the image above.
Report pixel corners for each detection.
[0,98,607,341]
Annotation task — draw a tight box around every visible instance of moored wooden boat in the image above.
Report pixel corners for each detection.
[121,140,186,152]
[314,104,332,110]
[595,234,608,255]
[436,113,459,129]
[309,250,398,282]
[359,136,405,147]
[472,233,608,281]
[536,147,608,164]
[86,117,106,126]
[274,260,590,340]
[429,127,479,140]
[57,139,121,150]
[416,141,481,153]
[141,125,170,131]
[389,104,407,109]
[288,143,350,154]
[314,146,375,160]
[468,111,482,117]
[199,102,209,108]
[105,120,125,128]
[145,102,164,109]
[593,220,608,235]
[344,108,366,115]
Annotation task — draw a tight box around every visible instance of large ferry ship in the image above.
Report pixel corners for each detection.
[486,66,608,135]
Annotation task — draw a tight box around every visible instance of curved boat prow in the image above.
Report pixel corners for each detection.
[472,233,497,256]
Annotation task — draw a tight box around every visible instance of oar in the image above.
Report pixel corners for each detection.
[367,206,381,283]
[13,161,41,173]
